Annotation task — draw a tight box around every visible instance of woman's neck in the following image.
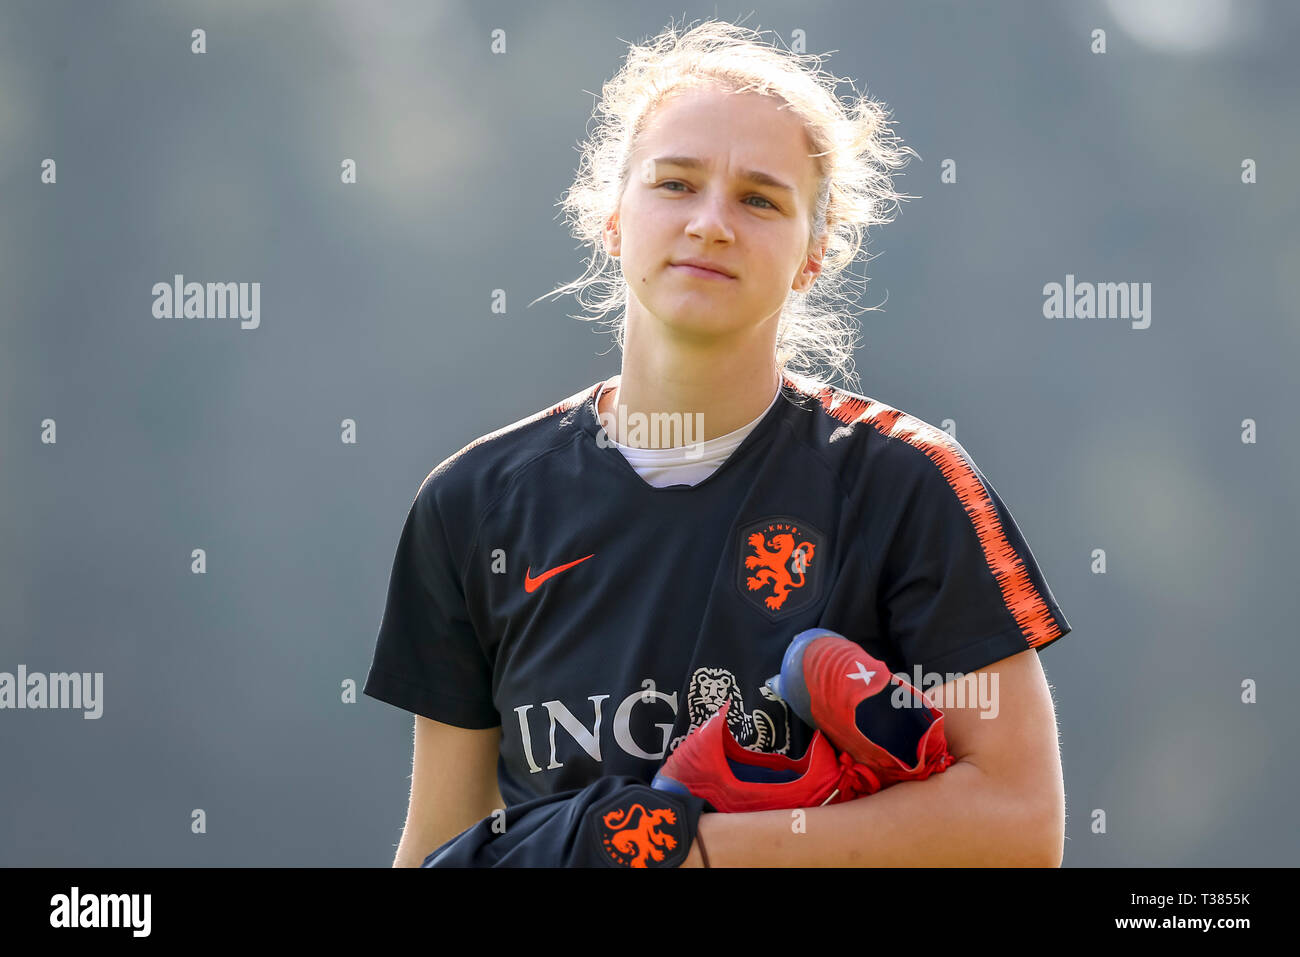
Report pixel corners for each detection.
[599,367,780,448]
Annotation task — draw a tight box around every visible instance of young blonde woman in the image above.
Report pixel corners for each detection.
[364,20,1072,868]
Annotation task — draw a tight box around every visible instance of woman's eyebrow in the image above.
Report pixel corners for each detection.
[651,156,795,195]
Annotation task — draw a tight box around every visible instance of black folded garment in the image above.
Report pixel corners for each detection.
[423,775,707,868]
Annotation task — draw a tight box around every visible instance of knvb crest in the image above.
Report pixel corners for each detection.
[735,516,825,619]
[591,790,689,867]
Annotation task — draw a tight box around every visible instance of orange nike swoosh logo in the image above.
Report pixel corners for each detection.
[524,554,595,593]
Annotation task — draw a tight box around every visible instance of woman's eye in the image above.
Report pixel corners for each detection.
[656,181,777,210]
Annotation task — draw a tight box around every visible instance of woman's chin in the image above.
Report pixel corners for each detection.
[655,312,747,341]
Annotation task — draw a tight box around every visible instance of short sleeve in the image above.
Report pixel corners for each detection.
[363,471,499,729]
[875,440,1072,678]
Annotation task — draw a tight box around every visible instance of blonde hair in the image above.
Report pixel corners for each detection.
[532,17,916,393]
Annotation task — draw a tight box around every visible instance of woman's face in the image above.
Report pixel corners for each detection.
[609,85,823,343]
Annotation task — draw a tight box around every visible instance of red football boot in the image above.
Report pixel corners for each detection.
[765,628,957,788]
[650,699,882,812]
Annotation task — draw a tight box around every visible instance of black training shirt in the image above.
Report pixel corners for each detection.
[363,375,1072,807]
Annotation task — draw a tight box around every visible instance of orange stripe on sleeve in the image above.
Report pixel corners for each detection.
[812,383,1064,651]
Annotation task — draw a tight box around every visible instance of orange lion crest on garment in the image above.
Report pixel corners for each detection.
[599,803,680,867]
[744,531,816,610]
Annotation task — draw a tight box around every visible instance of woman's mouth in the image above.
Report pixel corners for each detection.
[671,263,736,280]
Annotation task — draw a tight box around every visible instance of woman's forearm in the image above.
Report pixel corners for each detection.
[686,759,1059,867]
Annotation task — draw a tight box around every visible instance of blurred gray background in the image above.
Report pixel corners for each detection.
[1,0,1296,866]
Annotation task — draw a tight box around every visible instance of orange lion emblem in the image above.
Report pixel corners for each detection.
[744,532,816,610]
[599,803,680,867]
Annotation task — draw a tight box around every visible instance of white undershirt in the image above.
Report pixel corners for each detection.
[594,381,782,488]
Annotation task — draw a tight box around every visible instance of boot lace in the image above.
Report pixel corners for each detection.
[818,748,957,805]
[819,750,883,806]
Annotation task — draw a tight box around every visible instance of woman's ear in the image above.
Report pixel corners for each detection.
[795,238,827,293]
[604,215,621,257]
